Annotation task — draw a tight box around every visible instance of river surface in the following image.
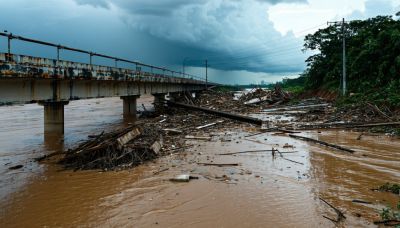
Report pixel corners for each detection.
[0,97,399,227]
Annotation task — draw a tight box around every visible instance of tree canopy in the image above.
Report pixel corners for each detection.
[302,16,400,106]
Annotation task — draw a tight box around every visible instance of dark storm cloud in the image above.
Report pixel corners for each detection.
[255,0,307,3]
[0,0,310,86]
[2,0,397,84]
[75,0,207,15]
[74,0,309,74]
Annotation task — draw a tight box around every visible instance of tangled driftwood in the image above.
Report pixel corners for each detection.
[59,124,163,171]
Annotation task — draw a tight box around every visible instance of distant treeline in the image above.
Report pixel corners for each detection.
[215,84,269,91]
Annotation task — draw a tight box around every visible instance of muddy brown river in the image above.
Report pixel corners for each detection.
[0,96,399,227]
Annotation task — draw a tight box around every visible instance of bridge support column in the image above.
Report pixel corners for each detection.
[153,93,166,106]
[121,95,140,120]
[152,93,167,113]
[38,101,69,136]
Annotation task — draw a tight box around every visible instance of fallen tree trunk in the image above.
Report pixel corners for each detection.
[167,101,263,125]
[319,197,346,222]
[373,219,400,226]
[198,163,239,167]
[262,103,330,112]
[218,150,298,156]
[289,134,355,153]
[290,121,400,130]
[219,150,275,156]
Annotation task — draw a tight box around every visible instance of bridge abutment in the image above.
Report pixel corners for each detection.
[38,101,69,136]
[121,95,140,121]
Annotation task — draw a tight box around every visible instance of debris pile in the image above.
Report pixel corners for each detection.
[59,124,164,171]
[239,86,291,106]
[293,101,400,133]
[193,90,245,112]
[185,86,292,114]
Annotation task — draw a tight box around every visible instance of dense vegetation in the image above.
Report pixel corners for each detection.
[302,15,400,108]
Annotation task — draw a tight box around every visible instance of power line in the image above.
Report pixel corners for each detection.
[182,22,327,71]
[203,22,327,59]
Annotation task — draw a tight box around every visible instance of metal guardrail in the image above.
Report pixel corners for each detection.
[0,53,208,84]
[0,32,209,82]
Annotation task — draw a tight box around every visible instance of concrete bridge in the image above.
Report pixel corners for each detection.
[0,33,211,137]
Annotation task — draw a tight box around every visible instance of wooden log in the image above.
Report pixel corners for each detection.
[244,132,267,138]
[219,150,274,155]
[352,199,372,204]
[162,128,183,134]
[319,197,346,222]
[366,102,393,121]
[289,134,355,153]
[116,128,141,150]
[167,101,263,125]
[373,219,400,226]
[197,163,239,167]
[262,103,329,112]
[185,136,212,140]
[291,121,400,130]
[196,120,224,129]
[281,157,304,165]
[277,129,301,134]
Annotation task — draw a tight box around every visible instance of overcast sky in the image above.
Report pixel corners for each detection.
[0,0,399,84]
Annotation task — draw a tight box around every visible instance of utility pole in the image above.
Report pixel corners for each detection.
[341,18,346,96]
[205,59,208,89]
[328,18,347,96]
[7,33,12,61]
[182,57,189,75]
[57,45,61,61]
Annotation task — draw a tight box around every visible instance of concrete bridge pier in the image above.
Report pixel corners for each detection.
[121,95,140,121]
[153,93,166,105]
[38,101,69,137]
[152,93,167,113]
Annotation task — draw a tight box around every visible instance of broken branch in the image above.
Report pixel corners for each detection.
[289,134,355,153]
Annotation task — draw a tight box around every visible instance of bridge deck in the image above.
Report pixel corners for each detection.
[0,53,207,104]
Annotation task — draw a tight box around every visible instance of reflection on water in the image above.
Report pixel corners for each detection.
[44,132,65,153]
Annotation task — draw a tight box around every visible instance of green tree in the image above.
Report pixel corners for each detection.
[302,16,400,107]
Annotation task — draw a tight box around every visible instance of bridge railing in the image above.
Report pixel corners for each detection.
[0,53,206,84]
[0,32,209,84]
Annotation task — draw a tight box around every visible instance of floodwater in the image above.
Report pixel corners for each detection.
[0,97,399,227]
